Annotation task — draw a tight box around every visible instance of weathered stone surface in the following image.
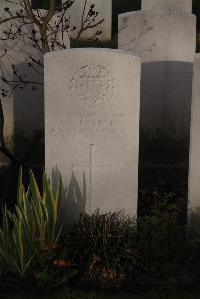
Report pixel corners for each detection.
[142,0,192,13]
[69,0,112,41]
[0,0,18,10]
[118,11,196,164]
[45,48,141,226]
[188,54,200,210]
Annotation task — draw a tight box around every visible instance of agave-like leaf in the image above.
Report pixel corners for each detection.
[29,169,42,205]
[17,166,25,207]
[0,168,62,278]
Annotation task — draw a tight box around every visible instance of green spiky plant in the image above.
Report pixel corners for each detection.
[0,168,62,277]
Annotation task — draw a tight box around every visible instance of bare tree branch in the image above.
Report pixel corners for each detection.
[0,0,105,166]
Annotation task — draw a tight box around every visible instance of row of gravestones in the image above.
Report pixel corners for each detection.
[44,0,200,226]
[0,0,200,225]
[0,0,196,160]
[0,0,196,155]
[45,50,200,227]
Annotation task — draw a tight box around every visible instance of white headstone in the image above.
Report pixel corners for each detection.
[188,54,200,211]
[118,11,196,163]
[142,0,192,13]
[45,48,141,226]
[33,9,70,51]
[0,10,43,157]
[69,0,112,41]
[119,11,195,63]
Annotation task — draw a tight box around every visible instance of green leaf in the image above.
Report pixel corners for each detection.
[17,166,25,207]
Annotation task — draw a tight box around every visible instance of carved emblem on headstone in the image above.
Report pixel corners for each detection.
[70,64,114,107]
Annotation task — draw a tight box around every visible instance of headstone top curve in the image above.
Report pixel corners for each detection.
[141,0,192,13]
[119,10,196,19]
[45,48,141,59]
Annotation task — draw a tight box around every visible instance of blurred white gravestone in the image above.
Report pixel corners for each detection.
[69,0,112,41]
[33,9,70,50]
[188,54,200,211]
[118,10,196,164]
[0,11,43,159]
[0,9,70,161]
[142,0,192,13]
[45,48,141,226]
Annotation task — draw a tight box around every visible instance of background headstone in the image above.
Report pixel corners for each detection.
[0,10,43,160]
[188,54,200,211]
[118,10,196,165]
[142,0,192,13]
[0,9,70,161]
[69,0,112,41]
[33,9,70,51]
[45,48,141,226]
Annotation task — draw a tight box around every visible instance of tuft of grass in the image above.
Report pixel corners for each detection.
[63,210,143,289]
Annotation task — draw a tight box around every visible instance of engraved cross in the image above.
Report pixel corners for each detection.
[72,144,112,208]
